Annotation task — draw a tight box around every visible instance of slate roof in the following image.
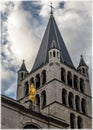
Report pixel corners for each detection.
[18,60,28,72]
[31,14,74,72]
[78,55,87,68]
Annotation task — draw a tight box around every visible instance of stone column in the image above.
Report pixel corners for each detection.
[75,115,78,128]
[34,77,36,89]
[65,71,67,84]
[78,78,80,91]
[66,91,69,107]
[40,73,42,87]
[79,98,82,113]
[73,95,76,110]
[40,95,42,109]
[72,74,74,88]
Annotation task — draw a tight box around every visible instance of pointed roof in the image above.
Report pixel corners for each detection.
[18,60,28,72]
[31,14,74,72]
[78,55,88,68]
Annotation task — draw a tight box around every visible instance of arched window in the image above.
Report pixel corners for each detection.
[25,73,27,77]
[70,113,76,128]
[36,94,40,106]
[86,68,88,75]
[67,71,72,86]
[21,72,23,79]
[75,95,80,111]
[74,75,78,89]
[30,77,34,84]
[23,124,39,129]
[53,51,55,57]
[81,98,86,114]
[41,91,46,108]
[42,70,46,85]
[61,68,66,83]
[36,74,40,89]
[57,52,59,58]
[25,81,29,96]
[62,89,67,105]
[68,92,74,108]
[82,68,85,74]
[78,69,81,73]
[50,52,52,58]
[77,116,83,128]
[80,78,84,93]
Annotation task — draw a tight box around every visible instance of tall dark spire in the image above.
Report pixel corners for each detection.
[31,11,74,72]
[18,60,28,72]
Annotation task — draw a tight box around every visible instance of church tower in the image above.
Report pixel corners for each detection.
[17,8,91,129]
[17,60,28,99]
[77,55,89,77]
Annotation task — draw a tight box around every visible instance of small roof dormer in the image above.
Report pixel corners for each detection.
[49,40,60,50]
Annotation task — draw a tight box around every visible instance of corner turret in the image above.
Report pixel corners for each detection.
[77,55,88,77]
[17,60,28,99]
[17,60,28,88]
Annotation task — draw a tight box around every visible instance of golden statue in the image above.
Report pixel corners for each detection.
[28,83,36,103]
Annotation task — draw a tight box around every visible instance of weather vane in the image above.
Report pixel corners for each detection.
[49,2,54,15]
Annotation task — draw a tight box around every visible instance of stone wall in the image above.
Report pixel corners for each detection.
[1,97,68,129]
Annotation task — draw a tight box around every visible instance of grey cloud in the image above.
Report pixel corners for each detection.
[1,1,92,98]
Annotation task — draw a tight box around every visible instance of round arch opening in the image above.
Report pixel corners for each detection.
[23,124,39,129]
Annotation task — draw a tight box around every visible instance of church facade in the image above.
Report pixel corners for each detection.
[1,9,92,129]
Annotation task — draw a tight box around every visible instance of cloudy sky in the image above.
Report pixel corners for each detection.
[1,0,92,99]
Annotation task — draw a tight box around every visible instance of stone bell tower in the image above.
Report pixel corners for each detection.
[17,6,92,129]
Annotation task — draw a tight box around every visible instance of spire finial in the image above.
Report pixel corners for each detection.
[50,2,54,15]
[23,59,25,63]
[81,55,83,58]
